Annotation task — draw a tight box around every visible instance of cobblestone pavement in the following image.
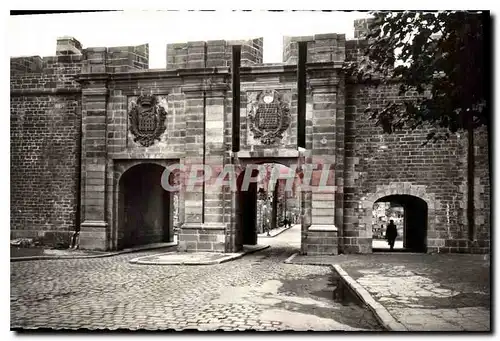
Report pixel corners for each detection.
[11,225,381,331]
[292,252,491,331]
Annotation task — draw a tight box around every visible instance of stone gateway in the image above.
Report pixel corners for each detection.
[10,21,490,255]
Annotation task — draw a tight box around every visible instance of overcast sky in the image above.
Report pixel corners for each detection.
[8,10,370,68]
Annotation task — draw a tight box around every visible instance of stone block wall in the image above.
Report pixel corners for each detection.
[10,36,152,248]
[470,126,490,253]
[10,23,490,255]
[107,44,149,72]
[10,56,44,74]
[343,82,489,253]
[56,36,83,55]
[282,34,346,64]
[166,38,263,69]
[10,53,83,246]
[178,224,226,252]
[305,227,338,255]
[82,43,149,74]
[345,39,369,62]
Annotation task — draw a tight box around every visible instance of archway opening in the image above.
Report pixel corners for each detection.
[235,162,302,252]
[118,163,174,249]
[372,194,428,253]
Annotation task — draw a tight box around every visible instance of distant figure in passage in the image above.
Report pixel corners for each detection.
[283,217,291,228]
[386,220,398,250]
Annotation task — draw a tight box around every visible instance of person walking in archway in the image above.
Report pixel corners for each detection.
[386,220,398,251]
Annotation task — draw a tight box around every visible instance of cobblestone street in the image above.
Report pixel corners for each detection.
[11,225,381,331]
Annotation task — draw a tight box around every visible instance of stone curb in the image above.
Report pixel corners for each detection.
[331,264,408,332]
[258,224,296,238]
[284,252,299,264]
[129,244,270,265]
[10,242,178,262]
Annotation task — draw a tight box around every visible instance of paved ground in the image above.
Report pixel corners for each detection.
[258,224,295,238]
[292,252,491,331]
[372,240,404,249]
[11,225,381,331]
[11,237,179,259]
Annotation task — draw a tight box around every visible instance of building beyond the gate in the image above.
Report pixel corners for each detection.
[10,20,490,254]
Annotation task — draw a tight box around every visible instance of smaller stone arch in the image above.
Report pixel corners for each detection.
[235,157,303,189]
[360,182,437,253]
[232,157,302,250]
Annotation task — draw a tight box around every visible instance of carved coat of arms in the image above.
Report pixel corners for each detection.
[128,95,167,147]
[248,90,291,145]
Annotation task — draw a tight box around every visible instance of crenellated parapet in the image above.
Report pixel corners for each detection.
[166,37,263,69]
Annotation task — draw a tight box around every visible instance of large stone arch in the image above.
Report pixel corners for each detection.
[110,159,180,250]
[360,182,438,252]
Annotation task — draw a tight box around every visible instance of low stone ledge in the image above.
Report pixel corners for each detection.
[306,225,338,255]
[181,222,227,230]
[236,149,300,158]
[81,220,108,228]
[129,244,269,265]
[308,225,338,232]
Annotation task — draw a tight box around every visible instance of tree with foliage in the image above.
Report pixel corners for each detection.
[346,11,490,242]
[346,11,489,143]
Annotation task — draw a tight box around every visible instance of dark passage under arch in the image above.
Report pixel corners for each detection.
[373,194,428,253]
[236,169,258,249]
[118,163,173,249]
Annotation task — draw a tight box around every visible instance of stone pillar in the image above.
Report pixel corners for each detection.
[304,75,339,255]
[79,74,109,250]
[179,83,229,252]
[178,88,204,251]
[335,75,347,253]
[299,86,313,255]
[203,87,230,252]
[343,85,361,253]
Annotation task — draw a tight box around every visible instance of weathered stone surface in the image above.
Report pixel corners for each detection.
[10,20,489,255]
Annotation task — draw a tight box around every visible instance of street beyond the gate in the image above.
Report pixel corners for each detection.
[10,225,381,331]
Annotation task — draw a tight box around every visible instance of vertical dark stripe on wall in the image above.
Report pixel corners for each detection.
[202,42,208,224]
[232,45,241,153]
[467,124,475,241]
[202,91,206,224]
[297,41,307,149]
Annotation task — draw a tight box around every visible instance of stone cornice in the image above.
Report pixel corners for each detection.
[10,88,81,96]
[75,62,349,86]
[82,87,108,96]
[236,149,300,158]
[240,63,298,75]
[182,83,229,95]
[307,61,345,71]
[308,78,339,89]
[75,73,109,83]
[77,67,231,82]
[110,152,185,160]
